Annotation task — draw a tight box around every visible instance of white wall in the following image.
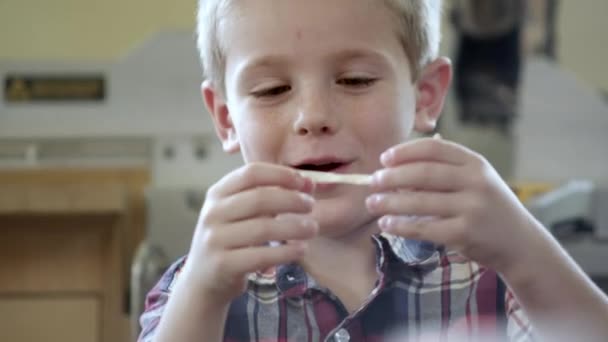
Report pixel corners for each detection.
[558,1,608,94]
[152,136,242,188]
[0,32,212,139]
[0,32,243,188]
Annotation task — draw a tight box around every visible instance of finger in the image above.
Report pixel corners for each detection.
[378,216,465,246]
[211,186,314,222]
[372,162,468,192]
[217,215,319,249]
[366,191,462,218]
[209,163,313,199]
[380,138,478,167]
[224,242,308,275]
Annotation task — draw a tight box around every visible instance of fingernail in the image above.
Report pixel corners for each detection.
[380,149,394,165]
[371,170,384,186]
[299,193,315,205]
[268,240,283,247]
[379,216,394,231]
[366,194,383,208]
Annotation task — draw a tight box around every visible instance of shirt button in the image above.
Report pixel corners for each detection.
[334,328,350,342]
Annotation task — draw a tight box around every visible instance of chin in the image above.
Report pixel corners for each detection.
[311,187,375,238]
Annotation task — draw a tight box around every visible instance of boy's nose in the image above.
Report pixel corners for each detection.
[295,120,333,136]
[292,95,340,136]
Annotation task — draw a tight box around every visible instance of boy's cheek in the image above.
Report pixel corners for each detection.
[237,128,282,163]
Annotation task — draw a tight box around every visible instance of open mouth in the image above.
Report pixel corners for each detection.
[294,162,345,172]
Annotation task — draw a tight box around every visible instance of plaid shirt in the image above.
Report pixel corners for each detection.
[139,234,534,341]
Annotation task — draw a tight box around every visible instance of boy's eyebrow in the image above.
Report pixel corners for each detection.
[236,55,290,75]
[237,48,390,76]
[329,48,391,63]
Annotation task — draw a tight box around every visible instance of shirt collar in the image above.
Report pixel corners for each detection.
[247,234,441,295]
[378,232,440,266]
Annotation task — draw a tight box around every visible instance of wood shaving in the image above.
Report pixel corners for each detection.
[297,169,372,185]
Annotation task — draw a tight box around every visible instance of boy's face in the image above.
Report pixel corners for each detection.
[204,0,450,237]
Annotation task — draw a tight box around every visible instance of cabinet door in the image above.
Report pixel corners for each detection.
[0,297,99,342]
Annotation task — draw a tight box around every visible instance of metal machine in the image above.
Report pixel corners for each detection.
[527,181,608,292]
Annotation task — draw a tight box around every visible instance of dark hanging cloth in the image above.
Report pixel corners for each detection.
[451,0,525,133]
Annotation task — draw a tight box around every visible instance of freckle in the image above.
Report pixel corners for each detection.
[296,30,302,40]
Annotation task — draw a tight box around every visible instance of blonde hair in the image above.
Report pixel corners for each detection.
[196,0,442,91]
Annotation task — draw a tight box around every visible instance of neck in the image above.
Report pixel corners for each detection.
[299,218,380,312]
[303,217,379,268]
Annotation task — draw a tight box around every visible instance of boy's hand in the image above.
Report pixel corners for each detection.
[366,137,541,274]
[181,163,318,305]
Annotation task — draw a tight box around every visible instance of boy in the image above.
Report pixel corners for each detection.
[139,0,608,341]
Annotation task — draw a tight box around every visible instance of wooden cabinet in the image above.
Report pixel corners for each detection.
[0,298,99,342]
[0,168,148,342]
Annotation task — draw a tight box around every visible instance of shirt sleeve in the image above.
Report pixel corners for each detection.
[505,287,536,342]
[137,256,187,342]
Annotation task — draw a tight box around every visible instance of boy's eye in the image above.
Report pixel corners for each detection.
[251,85,291,98]
[337,77,377,87]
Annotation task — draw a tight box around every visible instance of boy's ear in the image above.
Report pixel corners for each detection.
[414,57,452,133]
[201,81,240,154]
